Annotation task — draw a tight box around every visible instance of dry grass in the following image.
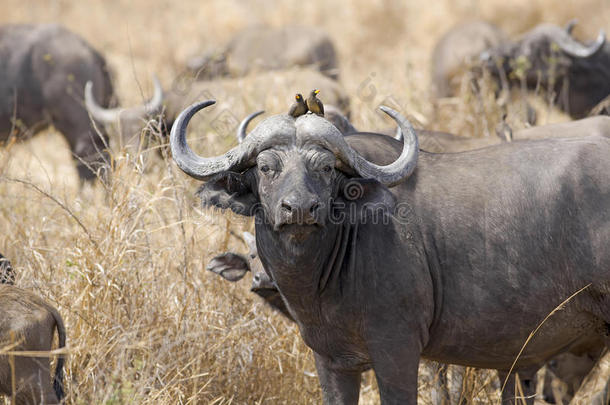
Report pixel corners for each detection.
[0,0,609,403]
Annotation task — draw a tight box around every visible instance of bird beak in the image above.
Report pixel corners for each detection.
[314,89,320,95]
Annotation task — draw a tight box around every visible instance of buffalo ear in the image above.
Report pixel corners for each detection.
[206,252,250,282]
[335,177,396,223]
[196,170,258,216]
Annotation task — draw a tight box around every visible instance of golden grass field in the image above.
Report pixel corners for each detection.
[1,0,609,403]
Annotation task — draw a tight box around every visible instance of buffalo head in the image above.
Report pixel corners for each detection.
[170,101,417,244]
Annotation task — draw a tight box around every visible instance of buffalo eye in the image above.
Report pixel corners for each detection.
[260,165,271,174]
[322,165,332,173]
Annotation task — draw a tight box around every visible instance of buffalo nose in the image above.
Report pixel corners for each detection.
[280,196,321,218]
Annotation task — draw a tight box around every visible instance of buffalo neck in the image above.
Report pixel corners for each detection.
[254,217,359,318]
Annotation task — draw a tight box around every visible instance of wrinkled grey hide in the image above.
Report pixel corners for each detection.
[482,22,607,118]
[0,24,113,180]
[172,101,610,404]
[0,285,66,404]
[208,115,610,404]
[187,26,338,80]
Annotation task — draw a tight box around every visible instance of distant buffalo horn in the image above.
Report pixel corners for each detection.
[85,75,164,123]
[553,27,606,58]
[564,19,578,35]
[171,101,418,186]
[236,110,264,143]
[395,126,403,141]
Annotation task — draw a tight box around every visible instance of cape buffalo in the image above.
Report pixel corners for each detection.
[0,285,66,404]
[481,21,607,118]
[207,113,610,403]
[171,99,610,404]
[187,26,338,80]
[0,24,114,181]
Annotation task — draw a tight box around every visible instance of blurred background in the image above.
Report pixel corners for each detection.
[0,0,609,403]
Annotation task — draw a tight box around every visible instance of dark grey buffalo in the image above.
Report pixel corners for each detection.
[207,113,610,403]
[0,24,115,180]
[431,20,506,98]
[171,99,610,404]
[481,21,607,118]
[0,285,66,404]
[187,26,338,80]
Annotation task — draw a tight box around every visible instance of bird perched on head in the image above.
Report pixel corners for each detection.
[306,89,324,116]
[289,93,308,118]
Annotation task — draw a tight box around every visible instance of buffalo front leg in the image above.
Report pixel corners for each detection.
[314,353,361,405]
[369,342,420,404]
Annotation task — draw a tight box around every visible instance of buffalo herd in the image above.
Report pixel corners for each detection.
[0,14,609,405]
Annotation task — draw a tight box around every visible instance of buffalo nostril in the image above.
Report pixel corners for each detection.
[309,202,320,214]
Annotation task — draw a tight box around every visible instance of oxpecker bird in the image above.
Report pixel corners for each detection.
[289,93,308,118]
[306,89,324,116]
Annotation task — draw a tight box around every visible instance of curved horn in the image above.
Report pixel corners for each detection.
[172,102,418,186]
[394,126,403,141]
[143,75,163,113]
[342,106,418,186]
[85,75,164,123]
[85,81,119,123]
[553,28,606,58]
[300,107,418,186]
[564,19,578,34]
[170,101,290,180]
[236,110,264,143]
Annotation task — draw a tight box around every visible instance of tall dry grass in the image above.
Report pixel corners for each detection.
[0,0,609,403]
